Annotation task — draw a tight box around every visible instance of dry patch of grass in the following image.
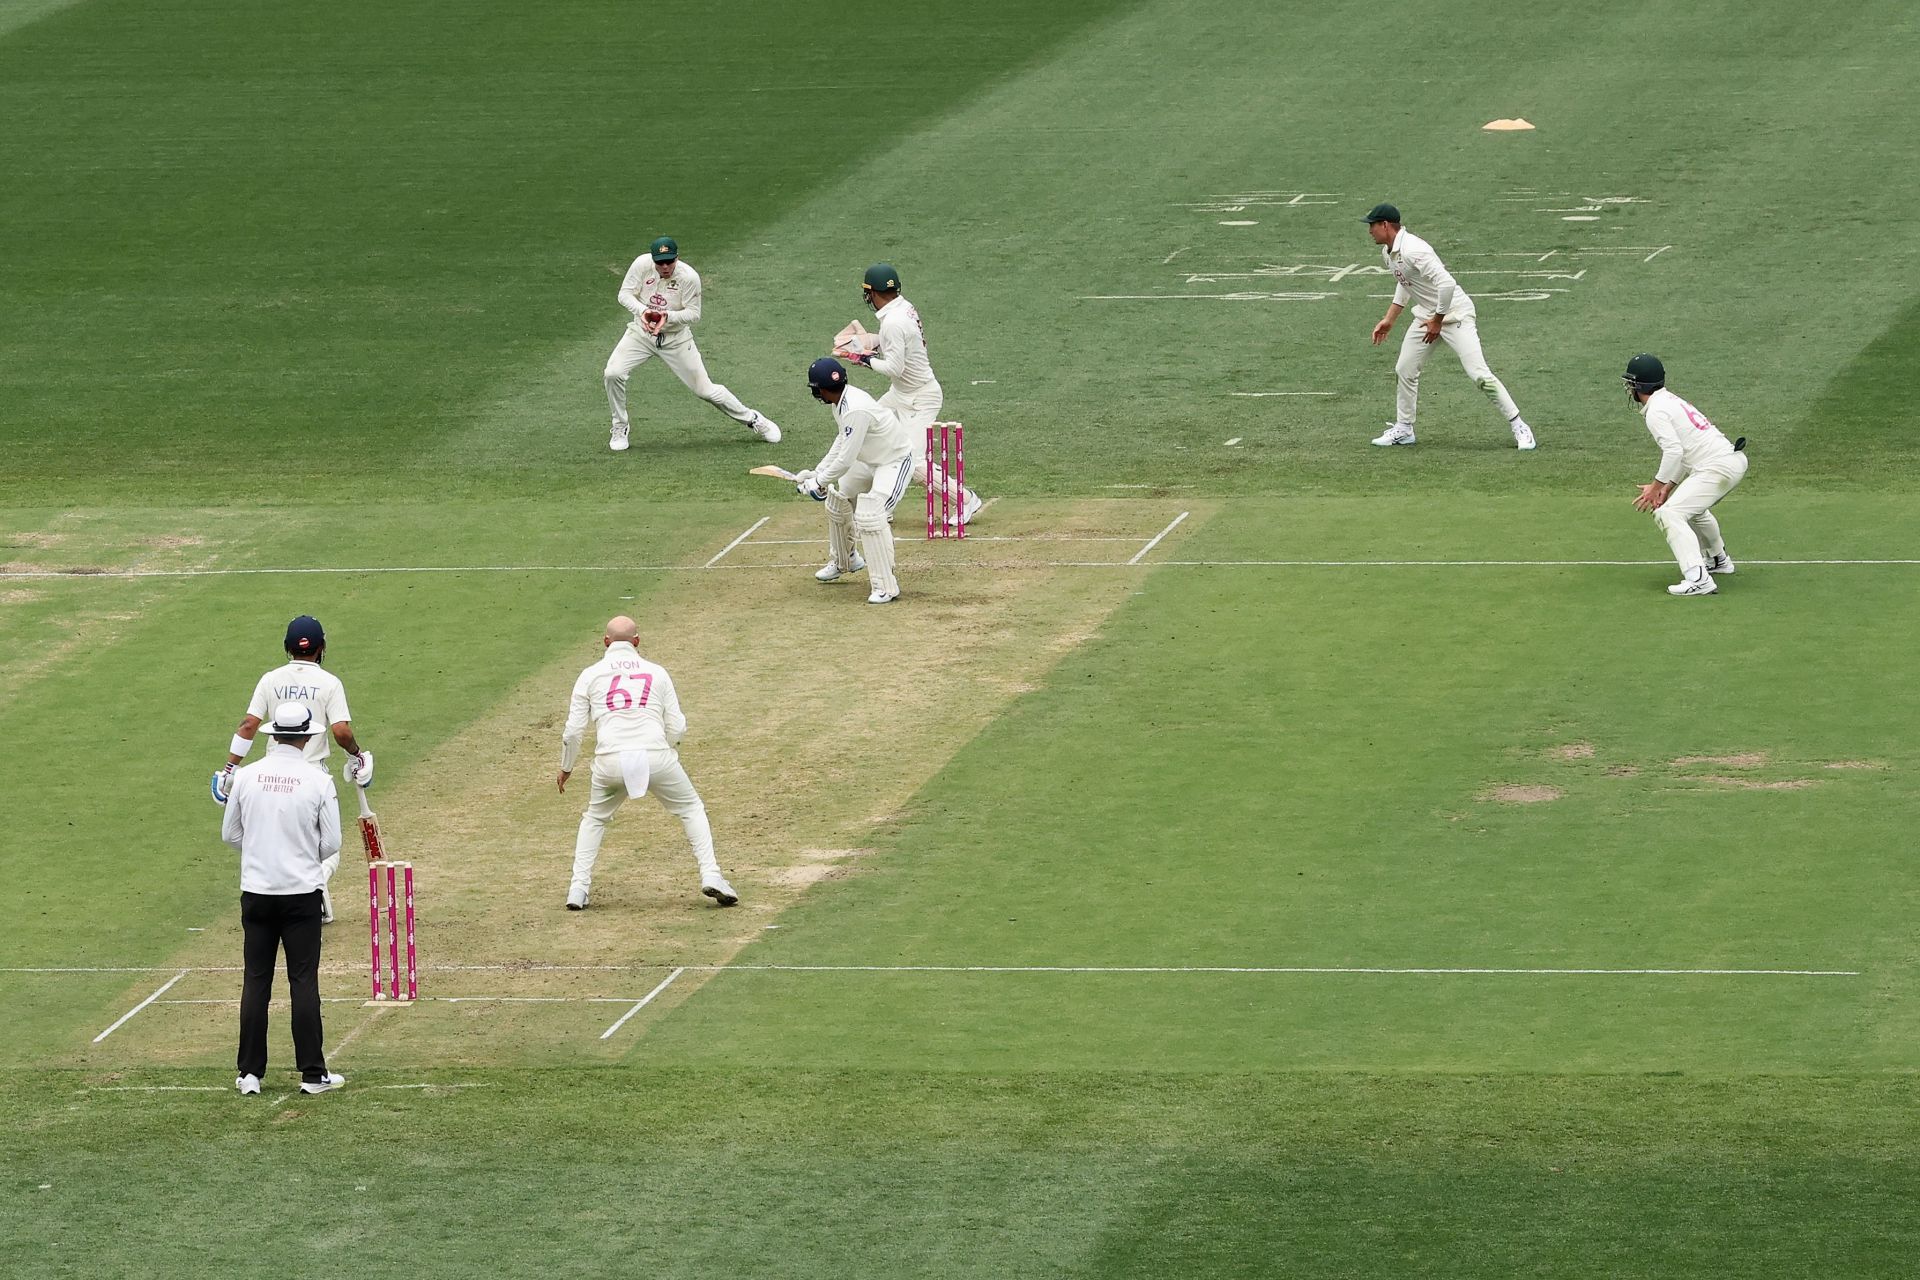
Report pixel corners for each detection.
[1480,784,1564,805]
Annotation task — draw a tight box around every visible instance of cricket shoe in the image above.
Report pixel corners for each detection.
[566,887,589,911]
[609,425,630,452]
[948,490,983,527]
[867,587,899,605]
[300,1072,347,1095]
[1667,569,1717,597]
[815,553,865,582]
[235,1073,261,1096]
[701,875,739,907]
[1706,552,1736,575]
[750,414,781,444]
[1511,419,1537,450]
[1371,422,1416,447]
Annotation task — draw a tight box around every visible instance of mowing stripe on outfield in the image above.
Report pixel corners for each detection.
[7,557,1919,580]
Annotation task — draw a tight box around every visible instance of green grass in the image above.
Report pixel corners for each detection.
[4,0,1919,1275]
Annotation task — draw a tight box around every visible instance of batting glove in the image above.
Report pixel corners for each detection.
[797,474,826,501]
[341,750,374,788]
[210,765,233,806]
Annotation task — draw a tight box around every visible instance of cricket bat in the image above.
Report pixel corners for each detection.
[355,784,386,861]
[749,464,801,482]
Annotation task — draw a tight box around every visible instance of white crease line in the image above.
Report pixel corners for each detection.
[703,516,771,568]
[712,964,1861,977]
[1128,512,1191,565]
[91,971,187,1043]
[1161,246,1191,264]
[599,967,685,1040]
[10,557,1915,583]
[744,535,1142,546]
[80,1085,228,1093]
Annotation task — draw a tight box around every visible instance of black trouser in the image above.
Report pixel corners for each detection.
[237,889,328,1082]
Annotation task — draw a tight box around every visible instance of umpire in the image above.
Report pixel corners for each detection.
[221,702,346,1095]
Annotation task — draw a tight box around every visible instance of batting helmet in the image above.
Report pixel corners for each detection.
[807,356,847,391]
[862,263,900,293]
[1623,353,1666,394]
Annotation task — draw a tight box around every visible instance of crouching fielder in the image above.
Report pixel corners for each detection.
[794,357,914,605]
[1624,353,1748,597]
[556,617,737,908]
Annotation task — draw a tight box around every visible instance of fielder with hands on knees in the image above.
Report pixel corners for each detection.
[1364,203,1536,451]
[212,614,371,925]
[1622,353,1748,597]
[556,616,738,910]
[792,356,915,605]
[222,702,346,1096]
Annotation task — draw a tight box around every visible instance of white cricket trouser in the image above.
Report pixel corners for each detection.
[569,749,721,897]
[1395,314,1522,430]
[830,454,914,595]
[1655,454,1748,576]
[604,326,760,432]
[881,387,978,512]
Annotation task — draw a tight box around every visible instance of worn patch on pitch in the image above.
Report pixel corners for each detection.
[1698,775,1817,792]
[1671,752,1769,769]
[1480,784,1564,805]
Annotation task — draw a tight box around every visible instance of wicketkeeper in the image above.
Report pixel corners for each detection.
[557,617,737,909]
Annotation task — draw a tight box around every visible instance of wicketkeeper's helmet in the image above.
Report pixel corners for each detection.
[862,263,900,293]
[1622,353,1666,394]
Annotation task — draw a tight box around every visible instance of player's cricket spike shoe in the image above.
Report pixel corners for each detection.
[750,414,781,444]
[1667,570,1717,597]
[1371,422,1416,446]
[701,875,739,907]
[1511,420,1537,450]
[1706,553,1736,575]
[609,425,630,452]
[815,554,865,582]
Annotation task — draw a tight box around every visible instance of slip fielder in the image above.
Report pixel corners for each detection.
[1364,204,1536,450]
[793,357,915,605]
[602,235,781,453]
[213,615,372,925]
[557,616,738,909]
[842,263,982,526]
[1623,353,1748,597]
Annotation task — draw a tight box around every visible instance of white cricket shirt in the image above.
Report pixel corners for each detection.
[563,643,686,759]
[246,660,350,765]
[1384,228,1474,320]
[1641,388,1739,484]
[618,257,703,338]
[870,296,941,407]
[222,744,342,894]
[815,384,913,486]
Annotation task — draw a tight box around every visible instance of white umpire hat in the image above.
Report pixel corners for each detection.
[267,703,318,738]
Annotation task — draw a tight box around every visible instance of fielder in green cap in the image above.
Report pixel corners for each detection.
[602,236,781,453]
[1365,205,1535,451]
[842,262,984,527]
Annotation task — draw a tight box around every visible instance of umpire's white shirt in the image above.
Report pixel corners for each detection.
[222,744,342,894]
[1641,388,1740,484]
[1384,228,1475,320]
[871,296,941,408]
[617,257,702,340]
[246,661,349,765]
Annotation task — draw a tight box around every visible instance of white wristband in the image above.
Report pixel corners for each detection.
[228,733,254,759]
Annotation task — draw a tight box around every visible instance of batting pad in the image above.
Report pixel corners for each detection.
[855,498,897,596]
